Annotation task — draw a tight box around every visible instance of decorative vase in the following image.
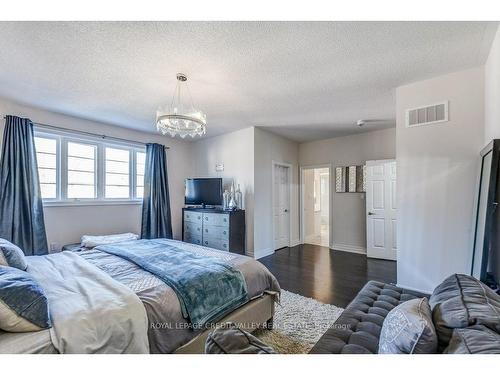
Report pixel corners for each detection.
[223,190,230,210]
[235,184,243,209]
[228,182,237,210]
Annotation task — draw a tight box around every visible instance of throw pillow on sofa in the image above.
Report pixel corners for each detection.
[378,297,438,354]
[429,274,500,350]
[0,265,51,332]
[444,325,500,354]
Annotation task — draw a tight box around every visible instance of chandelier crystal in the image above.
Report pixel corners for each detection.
[156,73,207,138]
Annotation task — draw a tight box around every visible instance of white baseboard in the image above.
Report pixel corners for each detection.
[331,243,366,255]
[254,247,274,259]
[290,239,301,247]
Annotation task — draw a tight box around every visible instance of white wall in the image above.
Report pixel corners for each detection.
[0,97,193,249]
[485,25,500,144]
[299,128,396,253]
[254,128,299,258]
[396,67,485,293]
[191,127,255,255]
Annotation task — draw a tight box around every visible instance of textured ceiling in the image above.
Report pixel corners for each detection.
[0,21,496,142]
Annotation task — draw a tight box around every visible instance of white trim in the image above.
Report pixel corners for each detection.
[331,243,366,254]
[289,239,301,247]
[271,160,293,253]
[300,164,332,247]
[365,158,396,166]
[396,283,433,296]
[254,247,275,260]
[43,199,142,207]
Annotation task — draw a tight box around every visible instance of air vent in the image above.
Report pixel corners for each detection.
[406,101,448,128]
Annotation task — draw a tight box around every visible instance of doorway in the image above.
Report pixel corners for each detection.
[301,166,330,247]
[272,162,291,251]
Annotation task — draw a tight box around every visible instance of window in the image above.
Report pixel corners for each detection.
[33,128,145,205]
[34,136,58,199]
[67,142,96,199]
[105,147,130,199]
[136,151,145,199]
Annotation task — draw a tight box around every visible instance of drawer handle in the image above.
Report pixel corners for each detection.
[223,231,227,235]
[223,218,227,222]
[205,229,208,232]
[197,228,200,231]
[205,241,208,245]
[223,244,227,248]
[205,217,208,220]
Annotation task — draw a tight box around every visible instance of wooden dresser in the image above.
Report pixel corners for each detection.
[182,208,245,255]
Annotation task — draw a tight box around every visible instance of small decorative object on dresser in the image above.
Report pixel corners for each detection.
[227,182,238,210]
[182,208,246,254]
[235,184,243,209]
[223,190,230,210]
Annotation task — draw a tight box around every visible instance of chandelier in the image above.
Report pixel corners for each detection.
[156,73,207,138]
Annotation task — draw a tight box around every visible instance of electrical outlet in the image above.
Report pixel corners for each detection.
[49,243,60,253]
[215,163,224,172]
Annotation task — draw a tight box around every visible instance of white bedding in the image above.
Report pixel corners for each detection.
[27,252,149,354]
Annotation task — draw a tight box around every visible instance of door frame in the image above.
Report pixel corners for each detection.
[271,160,293,251]
[300,164,333,247]
[365,158,397,260]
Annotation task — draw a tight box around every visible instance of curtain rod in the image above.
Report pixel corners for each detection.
[3,116,170,149]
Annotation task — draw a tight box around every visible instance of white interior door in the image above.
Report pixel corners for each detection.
[366,160,397,260]
[273,164,290,250]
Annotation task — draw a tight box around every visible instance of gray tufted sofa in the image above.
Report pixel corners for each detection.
[310,281,429,354]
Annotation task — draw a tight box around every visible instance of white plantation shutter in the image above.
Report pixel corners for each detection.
[34,136,58,199]
[105,147,130,198]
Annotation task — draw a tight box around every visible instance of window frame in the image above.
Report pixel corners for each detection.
[34,127,145,206]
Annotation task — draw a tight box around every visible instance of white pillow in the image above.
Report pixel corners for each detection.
[81,233,139,248]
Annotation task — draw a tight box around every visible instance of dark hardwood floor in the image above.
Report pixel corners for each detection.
[259,243,396,308]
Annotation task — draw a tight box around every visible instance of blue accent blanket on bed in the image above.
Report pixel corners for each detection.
[95,239,249,327]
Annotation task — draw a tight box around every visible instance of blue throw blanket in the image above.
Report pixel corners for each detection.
[95,239,249,327]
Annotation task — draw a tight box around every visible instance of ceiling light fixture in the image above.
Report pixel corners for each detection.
[156,73,206,138]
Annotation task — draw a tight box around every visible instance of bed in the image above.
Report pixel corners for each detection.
[0,239,280,354]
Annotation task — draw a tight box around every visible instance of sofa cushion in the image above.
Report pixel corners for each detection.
[429,274,500,350]
[378,297,437,354]
[444,325,500,354]
[310,281,428,354]
[0,238,28,271]
[205,322,276,354]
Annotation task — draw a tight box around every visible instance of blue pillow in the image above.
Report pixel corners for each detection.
[0,265,51,332]
[0,238,28,271]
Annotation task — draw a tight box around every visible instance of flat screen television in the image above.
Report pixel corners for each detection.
[185,178,223,207]
[471,139,500,291]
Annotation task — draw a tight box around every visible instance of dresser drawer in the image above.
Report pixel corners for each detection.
[202,237,230,252]
[184,221,202,237]
[184,211,203,224]
[202,212,229,227]
[184,232,202,246]
[203,225,229,240]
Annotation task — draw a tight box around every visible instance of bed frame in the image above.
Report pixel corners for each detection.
[174,293,275,354]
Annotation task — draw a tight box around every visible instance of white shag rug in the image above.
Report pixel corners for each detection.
[253,290,344,354]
